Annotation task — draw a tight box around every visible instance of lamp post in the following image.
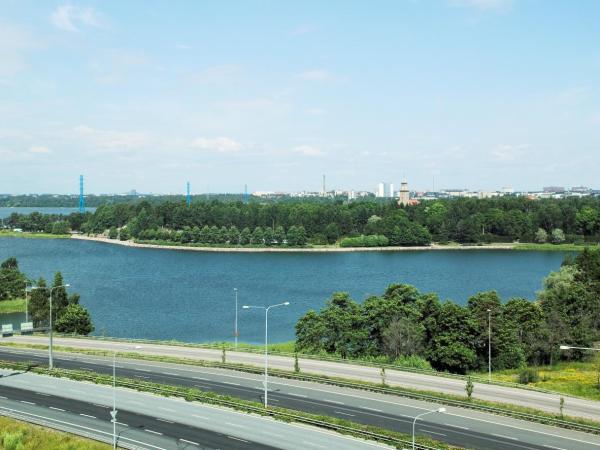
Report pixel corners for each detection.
[412,407,446,449]
[24,281,33,323]
[234,288,238,350]
[31,283,69,369]
[111,345,141,450]
[242,302,290,408]
[560,345,600,352]
[487,308,492,383]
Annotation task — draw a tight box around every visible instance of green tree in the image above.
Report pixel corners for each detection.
[534,228,548,243]
[108,227,118,239]
[551,228,565,244]
[383,317,425,359]
[29,277,49,327]
[263,227,274,245]
[251,226,264,245]
[273,226,286,245]
[51,221,70,235]
[576,207,599,236]
[119,227,131,241]
[54,304,94,335]
[0,257,27,300]
[228,226,240,245]
[239,227,252,245]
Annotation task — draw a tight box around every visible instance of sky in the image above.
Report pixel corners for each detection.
[0,0,599,194]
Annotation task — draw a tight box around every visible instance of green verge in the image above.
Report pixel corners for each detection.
[0,231,70,239]
[3,342,600,434]
[0,415,110,449]
[0,360,459,450]
[0,298,26,314]
[513,242,596,251]
[475,360,600,401]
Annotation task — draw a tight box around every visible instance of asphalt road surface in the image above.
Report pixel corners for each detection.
[1,346,599,450]
[6,335,599,422]
[0,367,391,450]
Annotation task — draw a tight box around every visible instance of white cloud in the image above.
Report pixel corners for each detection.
[296,69,333,81]
[292,145,325,157]
[491,144,530,162]
[191,65,241,84]
[191,137,242,153]
[449,0,513,10]
[73,125,150,151]
[29,145,51,154]
[51,5,102,32]
[291,24,315,36]
[0,22,33,80]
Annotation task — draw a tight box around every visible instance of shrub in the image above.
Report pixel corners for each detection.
[2,431,24,450]
[518,368,540,384]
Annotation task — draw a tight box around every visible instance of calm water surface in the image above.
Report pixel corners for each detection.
[0,238,568,343]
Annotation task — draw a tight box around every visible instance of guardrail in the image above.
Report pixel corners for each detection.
[0,362,444,450]
[42,332,567,396]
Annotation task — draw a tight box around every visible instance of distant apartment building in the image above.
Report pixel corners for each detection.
[376,182,395,198]
[543,186,565,193]
[397,180,410,206]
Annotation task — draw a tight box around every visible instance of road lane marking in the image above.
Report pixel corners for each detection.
[323,399,344,405]
[35,392,50,396]
[156,418,174,424]
[145,429,163,435]
[223,381,241,386]
[158,407,175,412]
[69,389,84,394]
[335,411,355,417]
[444,423,469,430]
[49,407,65,411]
[93,404,108,408]
[543,446,567,450]
[192,376,208,381]
[362,407,382,412]
[492,433,519,441]
[225,422,248,429]
[162,372,178,376]
[0,396,6,399]
[116,422,129,427]
[20,401,35,405]
[302,441,326,449]
[80,414,96,419]
[180,439,199,446]
[228,436,249,443]
[422,430,446,437]
[288,392,307,397]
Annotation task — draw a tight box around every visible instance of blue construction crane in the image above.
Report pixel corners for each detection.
[79,175,85,213]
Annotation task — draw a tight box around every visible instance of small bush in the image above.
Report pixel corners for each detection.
[2,431,25,450]
[518,368,540,384]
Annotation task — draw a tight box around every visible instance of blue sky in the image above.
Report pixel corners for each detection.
[1,0,599,194]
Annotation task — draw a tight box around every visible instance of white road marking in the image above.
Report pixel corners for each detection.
[20,401,35,405]
[543,446,567,450]
[49,407,65,411]
[223,381,241,386]
[35,392,50,396]
[225,422,248,429]
[156,418,174,424]
[288,392,307,398]
[192,376,208,381]
[444,423,469,430]
[362,406,382,412]
[158,407,175,412]
[492,433,519,441]
[116,422,129,427]
[323,399,344,405]
[422,430,446,437]
[228,436,249,443]
[162,372,178,376]
[145,429,163,435]
[335,411,355,417]
[93,403,108,408]
[0,396,6,399]
[180,439,199,446]
[302,442,326,449]
[80,413,96,419]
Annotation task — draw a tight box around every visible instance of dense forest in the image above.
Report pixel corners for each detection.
[295,248,600,374]
[0,257,94,335]
[4,196,600,247]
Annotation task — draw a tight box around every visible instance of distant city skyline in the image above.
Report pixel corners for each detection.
[1,1,599,194]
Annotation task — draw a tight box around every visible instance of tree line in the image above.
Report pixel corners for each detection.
[0,257,94,335]
[295,248,600,374]
[5,196,600,247]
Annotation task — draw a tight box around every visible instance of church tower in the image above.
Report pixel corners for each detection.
[398,179,410,206]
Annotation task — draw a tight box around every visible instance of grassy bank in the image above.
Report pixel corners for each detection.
[477,360,600,401]
[0,231,70,239]
[514,242,596,251]
[0,416,109,449]
[0,298,25,314]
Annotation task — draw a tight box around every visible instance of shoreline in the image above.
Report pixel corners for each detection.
[71,234,518,252]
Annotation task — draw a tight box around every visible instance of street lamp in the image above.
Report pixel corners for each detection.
[487,308,492,382]
[412,407,446,450]
[242,302,290,408]
[24,281,35,323]
[111,345,142,449]
[233,288,239,350]
[560,345,600,352]
[32,284,70,369]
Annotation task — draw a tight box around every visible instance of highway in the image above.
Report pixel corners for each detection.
[5,335,600,421]
[0,368,390,450]
[1,346,600,450]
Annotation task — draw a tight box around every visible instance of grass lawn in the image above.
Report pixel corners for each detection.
[0,416,110,449]
[0,298,26,314]
[479,360,600,401]
[0,231,70,239]
[514,242,597,251]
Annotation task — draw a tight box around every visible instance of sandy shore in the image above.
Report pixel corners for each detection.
[71,234,516,253]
